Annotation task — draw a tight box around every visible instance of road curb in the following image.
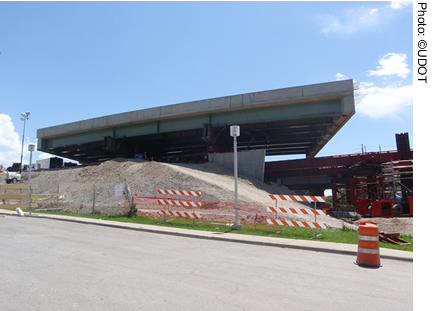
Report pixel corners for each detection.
[0,210,413,262]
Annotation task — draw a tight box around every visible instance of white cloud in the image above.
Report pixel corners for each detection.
[350,52,413,119]
[335,73,349,80]
[369,8,378,15]
[367,53,411,79]
[319,2,410,36]
[319,6,381,36]
[356,84,413,119]
[389,1,412,9]
[0,114,22,170]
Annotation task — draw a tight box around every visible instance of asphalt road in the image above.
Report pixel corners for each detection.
[1,216,412,311]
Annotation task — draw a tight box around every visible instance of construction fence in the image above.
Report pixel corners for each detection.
[0,182,130,215]
[47,182,129,215]
[0,182,339,229]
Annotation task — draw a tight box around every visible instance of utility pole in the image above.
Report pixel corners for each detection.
[20,112,30,174]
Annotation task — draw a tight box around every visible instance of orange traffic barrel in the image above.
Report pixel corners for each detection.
[356,221,381,267]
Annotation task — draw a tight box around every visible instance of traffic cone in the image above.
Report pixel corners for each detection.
[356,221,381,267]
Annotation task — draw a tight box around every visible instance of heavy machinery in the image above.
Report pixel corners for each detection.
[5,171,21,184]
[2,163,22,184]
[6,162,21,172]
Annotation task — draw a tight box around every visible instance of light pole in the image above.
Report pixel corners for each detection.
[28,144,35,214]
[230,125,242,230]
[28,144,35,184]
[19,112,30,175]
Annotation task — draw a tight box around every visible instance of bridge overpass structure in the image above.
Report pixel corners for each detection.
[264,150,406,195]
[37,79,355,178]
[265,142,413,216]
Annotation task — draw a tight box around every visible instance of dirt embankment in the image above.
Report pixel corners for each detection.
[1,159,412,235]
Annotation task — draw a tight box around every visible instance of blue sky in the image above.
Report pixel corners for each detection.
[0,1,416,169]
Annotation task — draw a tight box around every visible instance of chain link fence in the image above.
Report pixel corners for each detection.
[33,183,131,215]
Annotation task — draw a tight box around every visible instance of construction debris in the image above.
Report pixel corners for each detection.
[379,232,411,245]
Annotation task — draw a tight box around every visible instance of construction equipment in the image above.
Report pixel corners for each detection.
[5,171,21,184]
[6,162,21,172]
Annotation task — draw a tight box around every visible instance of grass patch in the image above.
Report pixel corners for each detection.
[36,211,413,252]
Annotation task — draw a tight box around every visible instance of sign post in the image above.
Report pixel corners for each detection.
[230,125,242,230]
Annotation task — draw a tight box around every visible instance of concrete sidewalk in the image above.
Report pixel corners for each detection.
[0,209,413,262]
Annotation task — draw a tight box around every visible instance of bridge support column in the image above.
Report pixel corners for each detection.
[210,149,265,182]
[309,185,326,197]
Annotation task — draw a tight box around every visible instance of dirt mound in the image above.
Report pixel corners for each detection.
[3,159,412,235]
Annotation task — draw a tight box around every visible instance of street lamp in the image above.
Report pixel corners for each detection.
[28,144,35,184]
[230,125,242,230]
[19,112,30,175]
[28,144,35,214]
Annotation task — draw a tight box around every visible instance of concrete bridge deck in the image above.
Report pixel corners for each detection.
[37,79,355,164]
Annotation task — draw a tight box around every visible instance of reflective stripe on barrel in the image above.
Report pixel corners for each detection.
[359,235,379,241]
[357,247,380,254]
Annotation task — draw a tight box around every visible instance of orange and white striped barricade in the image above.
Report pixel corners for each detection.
[157,199,202,208]
[267,206,327,216]
[158,210,202,219]
[157,189,202,223]
[268,194,326,203]
[266,219,327,229]
[267,194,327,237]
[157,189,201,197]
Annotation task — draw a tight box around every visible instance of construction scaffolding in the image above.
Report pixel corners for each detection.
[331,133,413,218]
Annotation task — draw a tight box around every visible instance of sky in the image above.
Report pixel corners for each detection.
[0,1,419,170]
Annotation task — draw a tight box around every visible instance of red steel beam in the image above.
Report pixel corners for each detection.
[265,150,412,178]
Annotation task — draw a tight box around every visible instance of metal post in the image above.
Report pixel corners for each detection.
[275,199,278,233]
[163,191,167,223]
[192,205,195,225]
[57,184,60,210]
[314,202,317,237]
[28,144,34,185]
[164,203,167,222]
[311,201,322,239]
[28,186,33,214]
[92,184,96,214]
[230,125,242,230]
[20,120,26,175]
[233,136,239,225]
[28,144,35,214]
[19,112,30,175]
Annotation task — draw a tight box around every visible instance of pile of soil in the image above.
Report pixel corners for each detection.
[1,159,412,236]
